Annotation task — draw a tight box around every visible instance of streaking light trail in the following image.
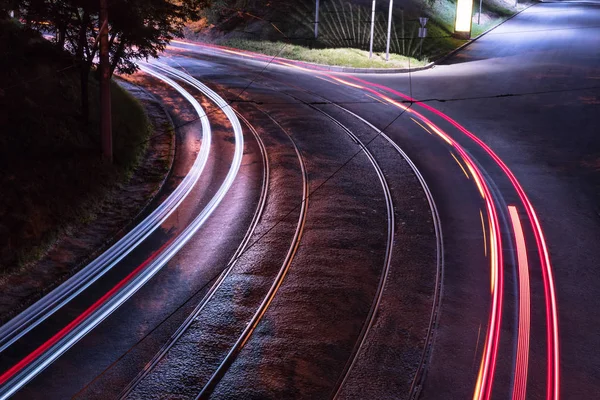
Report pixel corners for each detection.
[170,43,559,399]
[509,206,531,400]
[345,75,559,400]
[0,66,213,355]
[0,63,244,400]
[318,73,505,400]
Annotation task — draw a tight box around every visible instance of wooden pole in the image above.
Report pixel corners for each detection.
[315,0,320,39]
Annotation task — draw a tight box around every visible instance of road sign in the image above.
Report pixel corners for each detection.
[418,27,428,38]
[419,17,429,27]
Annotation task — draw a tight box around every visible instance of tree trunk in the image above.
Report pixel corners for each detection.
[99,0,112,163]
[77,12,90,130]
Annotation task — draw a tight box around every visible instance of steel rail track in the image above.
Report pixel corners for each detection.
[333,107,444,400]
[118,108,270,400]
[193,57,444,398]
[230,65,444,399]
[197,106,309,399]
[163,50,444,399]
[184,72,396,399]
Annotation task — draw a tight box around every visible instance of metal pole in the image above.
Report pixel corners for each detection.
[478,0,483,25]
[99,0,112,163]
[401,8,405,54]
[315,0,320,39]
[385,0,393,61]
[369,0,376,59]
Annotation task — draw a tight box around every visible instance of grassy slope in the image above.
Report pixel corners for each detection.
[218,38,428,68]
[187,0,526,67]
[0,20,151,271]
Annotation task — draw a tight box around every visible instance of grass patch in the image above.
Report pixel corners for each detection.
[216,38,428,68]
[0,19,151,272]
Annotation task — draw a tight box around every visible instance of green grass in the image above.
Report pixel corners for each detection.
[0,19,151,272]
[217,38,428,68]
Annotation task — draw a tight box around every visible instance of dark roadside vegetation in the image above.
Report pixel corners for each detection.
[0,19,151,273]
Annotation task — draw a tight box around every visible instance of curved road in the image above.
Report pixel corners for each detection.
[1,1,599,399]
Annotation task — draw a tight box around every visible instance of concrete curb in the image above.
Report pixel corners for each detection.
[285,60,435,74]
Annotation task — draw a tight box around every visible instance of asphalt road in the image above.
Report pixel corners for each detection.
[366,2,600,397]
[1,1,599,399]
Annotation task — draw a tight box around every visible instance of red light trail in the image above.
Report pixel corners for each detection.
[509,205,531,400]
[177,41,559,398]
[0,241,172,386]
[345,75,559,400]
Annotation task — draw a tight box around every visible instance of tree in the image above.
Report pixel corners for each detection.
[14,0,206,157]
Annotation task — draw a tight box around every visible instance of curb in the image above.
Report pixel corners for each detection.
[284,60,435,74]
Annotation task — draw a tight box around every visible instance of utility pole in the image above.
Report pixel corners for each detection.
[385,0,393,61]
[478,0,483,25]
[401,8,405,55]
[99,0,112,163]
[418,17,428,60]
[369,0,376,59]
[315,0,320,39]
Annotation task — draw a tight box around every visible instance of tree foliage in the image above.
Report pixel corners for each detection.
[5,0,206,123]
[14,0,207,76]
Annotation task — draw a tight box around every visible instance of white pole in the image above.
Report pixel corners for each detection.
[385,0,393,61]
[369,0,376,59]
[315,0,320,39]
